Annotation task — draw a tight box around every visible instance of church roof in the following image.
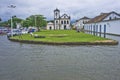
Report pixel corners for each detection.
[54,8,60,12]
[60,14,70,19]
[47,20,54,23]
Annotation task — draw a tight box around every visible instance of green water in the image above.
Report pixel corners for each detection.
[0,35,120,80]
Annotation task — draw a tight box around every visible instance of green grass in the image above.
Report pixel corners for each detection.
[11,30,107,43]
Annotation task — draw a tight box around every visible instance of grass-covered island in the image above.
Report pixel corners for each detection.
[9,30,118,45]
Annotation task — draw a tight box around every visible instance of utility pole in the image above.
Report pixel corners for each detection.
[35,15,37,27]
[8,4,16,36]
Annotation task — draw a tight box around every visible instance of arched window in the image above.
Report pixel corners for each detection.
[56,21,58,24]
[64,21,66,24]
[56,13,57,16]
[67,20,69,24]
[61,21,63,24]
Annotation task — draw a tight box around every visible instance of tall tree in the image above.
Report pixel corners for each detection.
[22,20,32,28]
[7,17,23,28]
[0,21,10,27]
[25,15,47,31]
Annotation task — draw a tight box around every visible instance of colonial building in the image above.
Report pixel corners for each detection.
[46,22,54,30]
[84,11,120,35]
[46,8,71,30]
[75,16,90,30]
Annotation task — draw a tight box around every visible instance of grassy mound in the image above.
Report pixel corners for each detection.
[11,30,108,43]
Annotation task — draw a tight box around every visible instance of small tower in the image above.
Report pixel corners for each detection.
[54,8,60,29]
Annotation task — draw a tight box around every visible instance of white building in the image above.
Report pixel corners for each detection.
[46,22,54,30]
[46,8,71,30]
[84,11,120,35]
[16,23,22,29]
[75,16,90,30]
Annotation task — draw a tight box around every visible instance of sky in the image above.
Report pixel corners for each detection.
[0,0,120,21]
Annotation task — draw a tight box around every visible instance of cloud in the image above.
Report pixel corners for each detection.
[0,0,120,21]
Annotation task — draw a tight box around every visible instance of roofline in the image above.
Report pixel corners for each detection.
[86,11,120,24]
[85,18,120,24]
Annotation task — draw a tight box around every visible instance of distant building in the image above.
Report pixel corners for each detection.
[46,8,71,30]
[46,22,54,30]
[75,16,90,30]
[16,23,22,29]
[84,11,120,35]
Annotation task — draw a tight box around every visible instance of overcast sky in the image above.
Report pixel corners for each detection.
[0,0,120,21]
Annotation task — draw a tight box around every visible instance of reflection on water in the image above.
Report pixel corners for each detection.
[0,35,120,80]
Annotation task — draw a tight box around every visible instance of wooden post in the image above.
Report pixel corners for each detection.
[96,25,98,36]
[104,25,106,38]
[91,25,92,34]
[93,25,95,36]
[89,26,90,34]
[99,25,101,37]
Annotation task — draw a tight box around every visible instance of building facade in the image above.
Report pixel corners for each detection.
[75,16,90,30]
[46,8,71,30]
[84,11,120,35]
[46,22,54,30]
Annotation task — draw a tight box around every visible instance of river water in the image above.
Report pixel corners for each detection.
[0,35,120,80]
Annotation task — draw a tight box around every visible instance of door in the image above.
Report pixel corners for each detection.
[49,26,52,30]
[64,25,66,30]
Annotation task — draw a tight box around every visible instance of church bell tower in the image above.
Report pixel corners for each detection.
[54,8,60,29]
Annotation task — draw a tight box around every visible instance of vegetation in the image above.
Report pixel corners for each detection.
[8,16,23,28]
[0,14,47,29]
[0,21,9,27]
[22,15,47,30]
[11,30,107,43]
[0,17,23,28]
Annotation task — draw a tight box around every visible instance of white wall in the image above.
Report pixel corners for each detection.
[75,19,90,29]
[46,22,54,30]
[84,19,120,35]
[106,20,120,34]
[60,19,71,30]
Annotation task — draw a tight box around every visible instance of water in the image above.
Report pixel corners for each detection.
[0,35,120,80]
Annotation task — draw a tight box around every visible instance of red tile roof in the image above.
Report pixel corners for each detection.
[86,11,120,23]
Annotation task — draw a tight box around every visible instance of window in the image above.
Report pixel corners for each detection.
[67,20,69,24]
[56,13,57,16]
[64,21,66,24]
[56,21,58,24]
[109,17,111,20]
[83,21,84,24]
[61,21,63,24]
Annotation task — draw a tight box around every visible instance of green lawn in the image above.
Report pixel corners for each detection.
[11,30,107,43]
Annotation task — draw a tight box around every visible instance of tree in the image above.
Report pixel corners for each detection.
[25,15,47,31]
[0,21,10,27]
[35,15,47,27]
[22,20,31,28]
[7,17,23,28]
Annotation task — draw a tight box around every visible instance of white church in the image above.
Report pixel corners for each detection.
[46,8,71,30]
[84,11,120,35]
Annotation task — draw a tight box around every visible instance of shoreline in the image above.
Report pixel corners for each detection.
[9,38,119,46]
